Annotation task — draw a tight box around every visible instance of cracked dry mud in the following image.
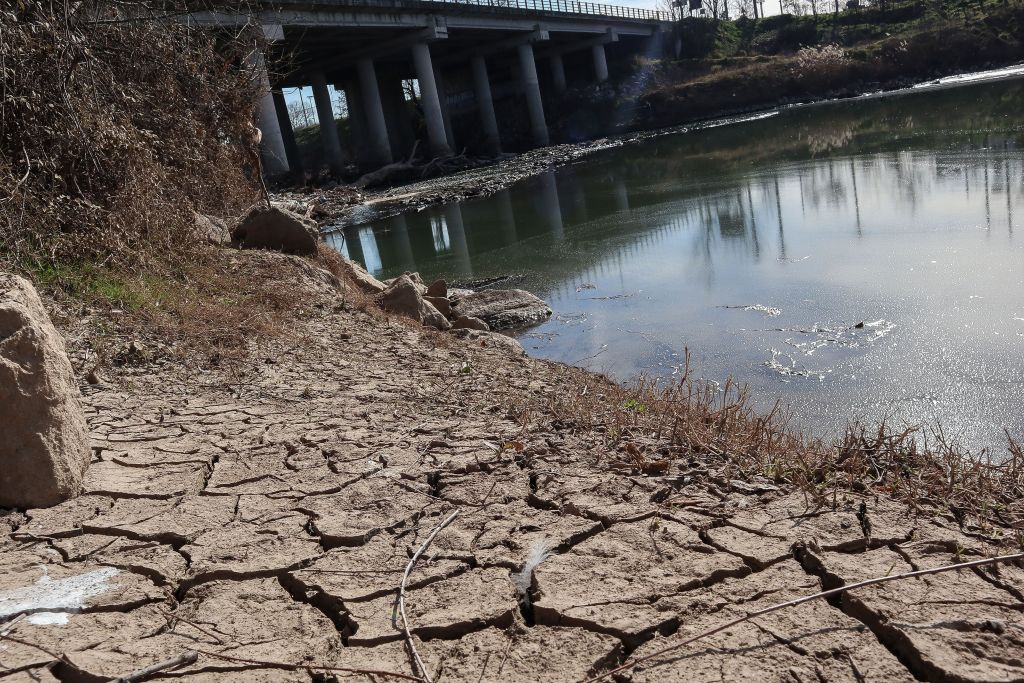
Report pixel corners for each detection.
[1,254,1022,682]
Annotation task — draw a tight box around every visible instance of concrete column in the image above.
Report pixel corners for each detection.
[411,43,453,158]
[310,71,345,175]
[433,64,457,151]
[550,53,567,93]
[271,90,303,174]
[342,81,371,167]
[380,75,415,159]
[592,43,609,82]
[470,55,501,156]
[356,58,393,166]
[251,48,289,175]
[516,42,549,148]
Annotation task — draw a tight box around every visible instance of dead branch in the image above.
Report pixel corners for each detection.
[579,551,1024,683]
[397,508,461,683]
[112,651,198,682]
[188,647,423,681]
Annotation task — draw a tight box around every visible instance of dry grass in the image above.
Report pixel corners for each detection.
[545,354,1024,542]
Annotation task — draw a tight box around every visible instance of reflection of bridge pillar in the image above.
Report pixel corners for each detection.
[310,71,345,175]
[592,43,609,82]
[412,43,453,158]
[356,57,393,166]
[470,55,501,156]
[272,90,303,174]
[538,172,564,239]
[391,215,416,272]
[251,48,289,175]
[496,190,518,244]
[550,53,567,93]
[517,43,549,148]
[612,175,630,212]
[342,227,365,266]
[443,203,473,276]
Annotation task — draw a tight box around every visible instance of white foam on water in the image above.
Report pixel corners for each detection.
[0,566,119,626]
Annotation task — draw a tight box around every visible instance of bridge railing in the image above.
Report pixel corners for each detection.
[300,0,670,21]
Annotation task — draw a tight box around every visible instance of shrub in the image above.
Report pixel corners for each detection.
[793,43,852,84]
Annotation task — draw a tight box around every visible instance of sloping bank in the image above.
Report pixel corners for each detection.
[1,207,1022,682]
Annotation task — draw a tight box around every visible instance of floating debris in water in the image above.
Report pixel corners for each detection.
[575,283,596,292]
[784,319,895,356]
[778,255,811,263]
[587,292,637,300]
[721,304,782,317]
[765,349,829,381]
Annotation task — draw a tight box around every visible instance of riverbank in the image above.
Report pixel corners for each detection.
[3,248,1022,682]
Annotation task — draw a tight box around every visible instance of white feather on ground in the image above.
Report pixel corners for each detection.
[512,539,554,605]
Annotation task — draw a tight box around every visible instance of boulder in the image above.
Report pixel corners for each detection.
[376,275,451,331]
[0,273,90,508]
[452,328,525,356]
[340,259,386,295]
[423,295,452,319]
[425,279,448,298]
[231,205,318,255]
[452,289,552,331]
[193,213,230,246]
[452,315,489,331]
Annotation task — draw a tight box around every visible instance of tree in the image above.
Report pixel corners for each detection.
[286,96,315,130]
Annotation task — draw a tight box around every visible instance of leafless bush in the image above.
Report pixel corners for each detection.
[792,43,852,84]
[0,1,263,271]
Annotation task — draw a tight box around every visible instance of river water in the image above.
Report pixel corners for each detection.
[325,76,1024,450]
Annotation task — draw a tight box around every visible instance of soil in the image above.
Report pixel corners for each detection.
[1,251,1021,683]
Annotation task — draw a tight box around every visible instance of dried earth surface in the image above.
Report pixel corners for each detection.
[1,252,1022,683]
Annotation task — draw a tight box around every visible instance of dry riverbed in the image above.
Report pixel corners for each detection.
[1,251,1022,683]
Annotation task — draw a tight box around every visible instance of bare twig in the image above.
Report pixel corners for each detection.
[397,509,461,683]
[580,552,1024,683]
[188,647,422,681]
[112,651,198,682]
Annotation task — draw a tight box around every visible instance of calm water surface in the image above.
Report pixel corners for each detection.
[326,78,1024,450]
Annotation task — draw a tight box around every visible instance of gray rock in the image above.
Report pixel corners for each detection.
[452,315,489,331]
[452,328,525,355]
[231,205,318,255]
[341,259,386,295]
[452,289,552,331]
[425,279,448,298]
[423,295,452,319]
[0,273,90,508]
[193,213,230,246]
[376,275,451,331]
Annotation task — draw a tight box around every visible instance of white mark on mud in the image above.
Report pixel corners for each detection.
[0,566,119,626]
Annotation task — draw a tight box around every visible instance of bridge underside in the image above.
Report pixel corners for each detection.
[200,3,669,175]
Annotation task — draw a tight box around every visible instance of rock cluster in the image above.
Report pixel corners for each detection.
[0,273,90,508]
[230,205,319,256]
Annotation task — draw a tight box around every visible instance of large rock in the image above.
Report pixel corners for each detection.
[231,205,318,255]
[193,213,230,246]
[452,289,552,331]
[340,259,386,295]
[376,275,451,331]
[0,274,90,508]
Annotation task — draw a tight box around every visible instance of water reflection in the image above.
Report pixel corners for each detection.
[324,78,1024,448]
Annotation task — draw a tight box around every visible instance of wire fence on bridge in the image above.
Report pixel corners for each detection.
[305,0,670,22]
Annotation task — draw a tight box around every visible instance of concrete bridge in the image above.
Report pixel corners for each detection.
[197,0,670,175]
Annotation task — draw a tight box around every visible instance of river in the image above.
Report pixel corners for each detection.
[325,76,1024,451]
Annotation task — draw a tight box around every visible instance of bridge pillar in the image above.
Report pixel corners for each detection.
[470,55,501,156]
[592,43,609,83]
[271,90,303,175]
[341,80,371,168]
[412,43,453,158]
[356,57,393,166]
[516,42,549,148]
[549,53,567,94]
[310,71,346,175]
[433,64,457,152]
[251,48,289,176]
[380,75,416,159]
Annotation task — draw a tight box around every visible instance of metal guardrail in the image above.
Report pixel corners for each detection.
[292,0,671,22]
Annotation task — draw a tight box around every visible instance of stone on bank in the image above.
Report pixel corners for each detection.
[0,273,90,509]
